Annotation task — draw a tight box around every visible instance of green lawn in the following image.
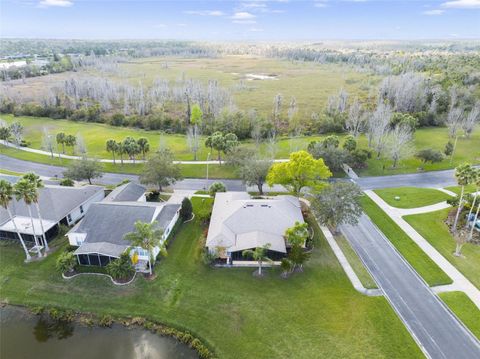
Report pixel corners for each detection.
[404,208,480,290]
[2,114,479,178]
[0,198,424,358]
[374,187,452,209]
[0,145,239,180]
[444,184,478,196]
[334,234,377,289]
[360,196,452,286]
[439,291,480,340]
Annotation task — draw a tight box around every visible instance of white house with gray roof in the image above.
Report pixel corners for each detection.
[206,192,305,265]
[67,187,180,271]
[0,185,104,244]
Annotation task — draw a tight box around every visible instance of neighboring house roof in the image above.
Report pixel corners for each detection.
[0,185,104,226]
[70,201,179,258]
[103,182,146,202]
[206,192,304,254]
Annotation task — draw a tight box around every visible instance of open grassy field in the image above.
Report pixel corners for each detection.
[404,208,480,290]
[444,184,478,196]
[117,56,377,118]
[360,196,452,286]
[374,187,452,208]
[2,114,479,178]
[439,291,480,340]
[0,198,423,358]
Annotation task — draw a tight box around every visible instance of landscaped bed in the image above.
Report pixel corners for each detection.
[360,196,452,286]
[374,187,452,209]
[404,208,480,290]
[0,197,423,359]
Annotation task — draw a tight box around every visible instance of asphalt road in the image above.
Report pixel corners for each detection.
[0,154,246,190]
[341,215,480,359]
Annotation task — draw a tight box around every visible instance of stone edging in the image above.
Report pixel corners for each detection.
[62,271,137,286]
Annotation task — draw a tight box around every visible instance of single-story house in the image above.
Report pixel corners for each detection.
[205,192,305,265]
[67,201,180,271]
[0,185,104,244]
[103,182,146,202]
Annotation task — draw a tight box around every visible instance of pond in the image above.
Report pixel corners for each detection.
[0,306,198,359]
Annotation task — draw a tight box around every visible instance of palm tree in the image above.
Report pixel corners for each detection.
[22,173,49,252]
[468,169,480,241]
[0,180,31,261]
[14,179,43,258]
[453,163,474,233]
[242,244,272,276]
[124,221,165,276]
[137,137,150,160]
[106,139,118,164]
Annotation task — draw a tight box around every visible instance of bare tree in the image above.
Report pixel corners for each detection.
[249,109,262,148]
[75,134,87,156]
[462,101,479,138]
[9,122,23,147]
[446,107,464,139]
[327,89,349,114]
[271,93,282,139]
[41,128,56,159]
[345,98,364,137]
[186,125,201,161]
[387,124,413,168]
[367,102,392,158]
[378,72,427,113]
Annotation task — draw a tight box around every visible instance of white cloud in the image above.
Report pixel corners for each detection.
[441,0,480,8]
[233,20,257,24]
[423,9,445,15]
[314,1,329,8]
[177,23,187,27]
[38,0,73,7]
[241,2,267,9]
[184,10,224,16]
[231,11,256,20]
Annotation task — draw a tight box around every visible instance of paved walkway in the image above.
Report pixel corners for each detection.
[365,190,480,309]
[341,215,480,358]
[319,224,382,296]
[0,140,288,165]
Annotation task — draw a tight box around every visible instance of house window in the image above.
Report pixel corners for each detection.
[67,214,72,223]
[80,205,84,214]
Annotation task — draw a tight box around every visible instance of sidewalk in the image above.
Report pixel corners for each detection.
[365,190,480,309]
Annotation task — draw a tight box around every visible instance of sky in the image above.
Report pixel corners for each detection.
[1,0,479,40]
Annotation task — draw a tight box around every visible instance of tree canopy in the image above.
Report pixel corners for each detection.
[139,149,182,191]
[63,158,103,184]
[266,151,332,196]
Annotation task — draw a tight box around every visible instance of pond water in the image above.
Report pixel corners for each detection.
[0,306,198,359]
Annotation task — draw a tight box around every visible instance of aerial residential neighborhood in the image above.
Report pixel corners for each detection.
[0,1,480,359]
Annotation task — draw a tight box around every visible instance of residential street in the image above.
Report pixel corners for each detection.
[341,215,480,359]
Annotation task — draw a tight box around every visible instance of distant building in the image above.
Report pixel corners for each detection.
[205,192,305,265]
[0,185,104,243]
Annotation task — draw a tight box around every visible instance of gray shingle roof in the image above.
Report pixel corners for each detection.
[206,192,305,254]
[155,204,181,228]
[0,185,104,225]
[103,182,146,202]
[70,201,179,257]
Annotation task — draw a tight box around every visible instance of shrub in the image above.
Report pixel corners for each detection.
[179,197,193,221]
[342,135,357,152]
[99,314,114,327]
[146,190,160,202]
[48,308,75,322]
[415,148,444,164]
[59,178,74,186]
[106,252,135,280]
[201,249,216,265]
[209,181,226,197]
[444,141,454,156]
[56,251,77,274]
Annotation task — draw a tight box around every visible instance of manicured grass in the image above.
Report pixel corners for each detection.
[0,145,240,179]
[439,291,480,340]
[374,187,452,208]
[360,196,452,286]
[2,114,479,178]
[0,168,24,176]
[404,208,480,290]
[444,184,478,196]
[0,198,423,358]
[357,126,480,177]
[334,234,377,289]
